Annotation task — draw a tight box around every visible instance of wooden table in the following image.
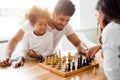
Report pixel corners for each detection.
[0,50,107,80]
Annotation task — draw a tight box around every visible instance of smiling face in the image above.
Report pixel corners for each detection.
[53,13,71,31]
[34,18,47,35]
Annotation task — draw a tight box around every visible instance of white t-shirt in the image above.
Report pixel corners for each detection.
[21,20,74,50]
[21,30,53,59]
[47,24,74,49]
[102,21,120,80]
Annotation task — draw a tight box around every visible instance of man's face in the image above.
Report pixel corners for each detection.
[53,13,71,31]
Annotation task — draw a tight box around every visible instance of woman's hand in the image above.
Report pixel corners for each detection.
[86,44,101,59]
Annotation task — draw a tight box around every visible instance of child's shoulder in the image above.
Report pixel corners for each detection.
[46,31,53,34]
[24,31,33,36]
[45,31,53,37]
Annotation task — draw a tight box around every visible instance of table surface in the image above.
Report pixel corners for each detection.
[0,50,107,80]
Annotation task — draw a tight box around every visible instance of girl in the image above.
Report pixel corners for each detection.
[13,6,54,68]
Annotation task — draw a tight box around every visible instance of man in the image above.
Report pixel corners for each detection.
[0,0,87,67]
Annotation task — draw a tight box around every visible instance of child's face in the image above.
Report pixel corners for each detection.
[34,18,47,35]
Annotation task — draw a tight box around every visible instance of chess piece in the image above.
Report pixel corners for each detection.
[67,62,71,71]
[47,56,51,65]
[93,67,97,75]
[58,50,61,59]
[82,59,86,67]
[62,63,67,72]
[44,57,48,64]
[50,56,54,65]
[88,57,92,63]
[62,56,66,63]
[77,57,82,69]
[72,62,75,70]
[86,57,90,66]
[79,55,82,63]
[68,52,72,62]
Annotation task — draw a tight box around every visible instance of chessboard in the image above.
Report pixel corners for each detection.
[39,51,99,77]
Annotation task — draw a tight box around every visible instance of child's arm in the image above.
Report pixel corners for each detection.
[12,56,25,68]
[0,58,12,67]
[27,49,43,59]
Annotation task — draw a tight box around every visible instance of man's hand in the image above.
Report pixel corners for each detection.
[77,42,88,56]
[0,58,12,67]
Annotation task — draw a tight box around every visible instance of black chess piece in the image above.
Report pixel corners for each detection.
[72,62,75,70]
[39,57,44,63]
[82,59,86,67]
[67,62,71,71]
[77,57,83,69]
[88,57,92,63]
[86,58,89,66]
[80,54,82,60]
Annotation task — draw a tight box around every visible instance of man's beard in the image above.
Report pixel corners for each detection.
[55,24,65,31]
[55,27,63,31]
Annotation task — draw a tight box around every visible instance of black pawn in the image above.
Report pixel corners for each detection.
[86,58,89,66]
[88,57,92,63]
[39,58,44,63]
[72,62,75,70]
[67,62,71,71]
[79,54,82,62]
[82,59,86,67]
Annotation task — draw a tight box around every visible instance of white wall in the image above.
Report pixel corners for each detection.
[80,0,98,29]
[70,0,99,44]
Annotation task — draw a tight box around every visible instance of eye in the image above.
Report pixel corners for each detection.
[66,19,69,23]
[44,23,47,27]
[59,18,64,21]
[39,23,42,26]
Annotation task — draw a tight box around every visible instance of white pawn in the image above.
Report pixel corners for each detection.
[93,67,97,75]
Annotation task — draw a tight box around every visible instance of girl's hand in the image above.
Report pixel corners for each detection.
[27,49,43,59]
[27,49,38,58]
[13,57,25,68]
[0,58,12,67]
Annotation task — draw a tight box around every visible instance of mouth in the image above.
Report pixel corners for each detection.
[34,30,46,36]
[40,30,46,34]
[56,25,64,31]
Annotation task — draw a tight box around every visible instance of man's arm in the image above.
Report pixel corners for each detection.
[5,29,25,58]
[66,33,88,55]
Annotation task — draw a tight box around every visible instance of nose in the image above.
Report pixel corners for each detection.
[40,25,47,31]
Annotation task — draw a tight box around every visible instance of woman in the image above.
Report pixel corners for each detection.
[87,0,120,80]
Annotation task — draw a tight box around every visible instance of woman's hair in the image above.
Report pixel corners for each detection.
[54,0,75,16]
[96,0,120,27]
[26,6,50,24]
[96,0,120,44]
